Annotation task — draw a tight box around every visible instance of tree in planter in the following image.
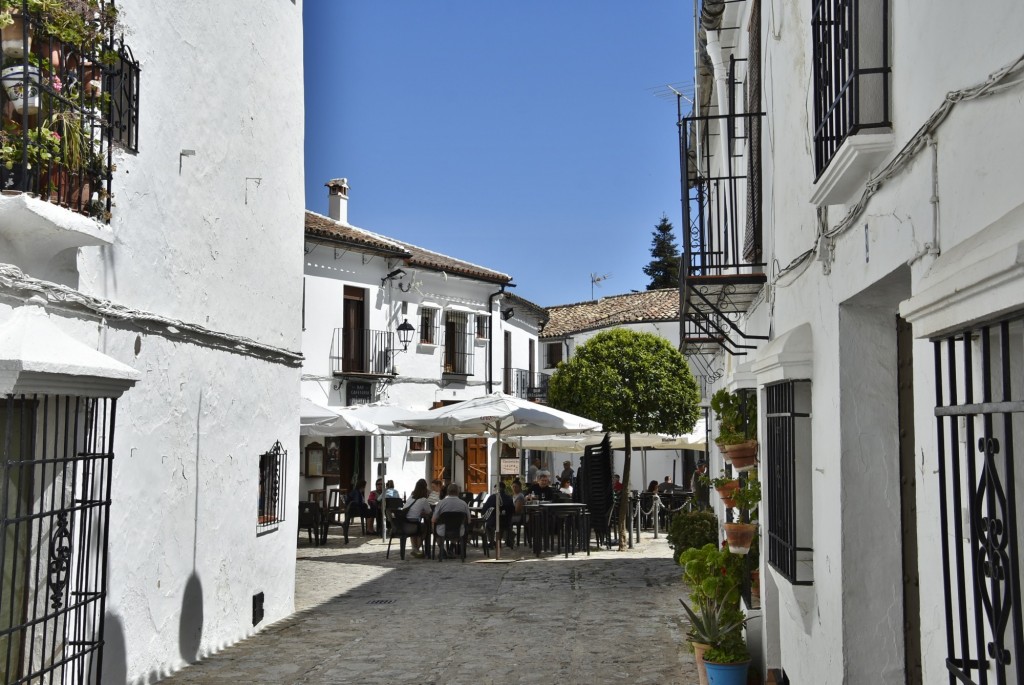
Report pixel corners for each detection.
[547,328,700,550]
[642,214,680,290]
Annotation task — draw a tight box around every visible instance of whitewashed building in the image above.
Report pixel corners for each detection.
[680,0,1024,683]
[301,180,546,500]
[0,1,304,682]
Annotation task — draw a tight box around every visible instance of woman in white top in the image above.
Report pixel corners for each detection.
[559,478,574,496]
[402,479,433,557]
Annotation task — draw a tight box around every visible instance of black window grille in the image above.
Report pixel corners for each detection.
[419,308,437,344]
[442,312,473,375]
[811,0,891,177]
[0,0,137,221]
[257,441,286,532]
[0,393,118,684]
[106,38,140,153]
[765,380,814,585]
[932,315,1024,684]
[475,314,488,340]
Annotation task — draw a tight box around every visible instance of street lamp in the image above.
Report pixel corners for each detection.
[396,319,415,352]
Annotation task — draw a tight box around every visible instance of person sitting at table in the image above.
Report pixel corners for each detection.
[510,481,526,514]
[401,479,433,558]
[482,481,515,548]
[427,479,443,505]
[432,484,471,555]
[384,480,401,498]
[559,478,574,496]
[348,479,375,535]
[367,479,384,534]
[527,471,559,502]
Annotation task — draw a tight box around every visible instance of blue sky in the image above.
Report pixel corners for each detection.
[303,1,693,307]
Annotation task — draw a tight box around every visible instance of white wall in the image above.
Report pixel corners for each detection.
[53,2,307,681]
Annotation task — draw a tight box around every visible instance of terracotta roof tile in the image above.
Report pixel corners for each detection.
[541,289,680,338]
[304,211,511,284]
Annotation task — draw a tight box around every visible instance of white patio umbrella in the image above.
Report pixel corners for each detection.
[396,392,601,560]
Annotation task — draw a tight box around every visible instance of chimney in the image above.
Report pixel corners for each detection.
[326,178,349,224]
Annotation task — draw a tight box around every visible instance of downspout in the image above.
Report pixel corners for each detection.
[483,284,507,393]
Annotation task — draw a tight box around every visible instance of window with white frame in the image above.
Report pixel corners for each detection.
[475,313,489,339]
[419,306,438,345]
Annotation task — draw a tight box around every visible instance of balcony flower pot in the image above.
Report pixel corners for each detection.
[719,439,758,466]
[1,63,40,113]
[723,522,757,555]
[705,659,752,685]
[1,13,30,58]
[714,479,739,508]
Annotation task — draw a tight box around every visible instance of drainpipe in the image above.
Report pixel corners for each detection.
[486,284,515,394]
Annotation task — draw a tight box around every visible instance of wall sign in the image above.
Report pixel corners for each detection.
[346,381,372,405]
[500,458,520,475]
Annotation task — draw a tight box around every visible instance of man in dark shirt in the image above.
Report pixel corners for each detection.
[528,471,559,501]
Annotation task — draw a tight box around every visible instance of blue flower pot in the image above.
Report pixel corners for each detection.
[705,660,750,685]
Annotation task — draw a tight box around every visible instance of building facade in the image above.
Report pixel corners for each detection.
[301,180,545,500]
[0,1,305,681]
[681,0,1024,682]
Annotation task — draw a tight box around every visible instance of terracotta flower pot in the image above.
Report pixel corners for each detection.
[715,480,740,508]
[719,439,758,466]
[724,522,757,555]
[1,14,30,57]
[690,640,711,685]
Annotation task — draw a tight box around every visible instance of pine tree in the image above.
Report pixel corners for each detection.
[642,215,680,290]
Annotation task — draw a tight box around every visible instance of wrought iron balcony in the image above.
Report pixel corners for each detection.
[0,0,138,220]
[679,109,768,363]
[504,368,548,401]
[330,327,395,376]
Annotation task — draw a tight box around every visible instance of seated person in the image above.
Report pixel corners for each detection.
[657,476,673,495]
[427,479,443,505]
[384,479,401,498]
[348,479,375,535]
[401,479,433,558]
[366,478,384,534]
[559,460,575,485]
[482,482,516,547]
[432,483,471,547]
[510,481,526,515]
[527,471,559,502]
[559,478,574,496]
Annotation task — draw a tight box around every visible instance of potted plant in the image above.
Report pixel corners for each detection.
[679,592,747,685]
[711,389,758,470]
[704,470,739,508]
[679,544,746,685]
[703,632,752,685]
[723,472,760,555]
[1,51,47,113]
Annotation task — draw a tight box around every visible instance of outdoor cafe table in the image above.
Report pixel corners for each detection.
[527,502,591,558]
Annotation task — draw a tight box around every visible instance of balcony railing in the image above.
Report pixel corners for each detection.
[504,368,548,401]
[330,327,395,376]
[0,0,139,221]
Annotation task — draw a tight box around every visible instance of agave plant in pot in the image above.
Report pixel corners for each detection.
[679,593,747,685]
[723,471,760,555]
[710,389,758,471]
[679,544,746,685]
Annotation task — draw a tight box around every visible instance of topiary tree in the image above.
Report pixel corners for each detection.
[667,509,719,555]
[547,328,700,549]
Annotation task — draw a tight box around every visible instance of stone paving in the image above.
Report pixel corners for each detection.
[160,526,699,684]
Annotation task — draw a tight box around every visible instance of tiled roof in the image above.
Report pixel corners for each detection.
[541,289,680,338]
[304,211,410,258]
[505,292,548,321]
[304,211,511,285]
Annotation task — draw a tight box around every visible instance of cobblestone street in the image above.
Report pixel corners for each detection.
[160,528,698,684]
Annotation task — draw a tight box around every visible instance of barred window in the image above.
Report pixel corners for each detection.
[765,380,814,585]
[106,39,141,152]
[475,313,489,339]
[419,307,438,344]
[257,441,286,531]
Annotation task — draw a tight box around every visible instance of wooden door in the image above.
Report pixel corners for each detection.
[342,286,365,372]
[430,401,446,482]
[464,438,488,494]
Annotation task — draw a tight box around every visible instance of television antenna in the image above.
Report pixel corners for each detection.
[590,272,612,300]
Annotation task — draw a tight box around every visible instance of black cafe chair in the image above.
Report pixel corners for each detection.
[341,500,368,544]
[433,511,468,562]
[297,501,323,546]
[387,512,425,560]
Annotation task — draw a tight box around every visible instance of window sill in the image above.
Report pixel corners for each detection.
[810,132,894,206]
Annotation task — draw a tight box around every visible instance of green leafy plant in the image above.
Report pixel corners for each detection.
[710,388,757,446]
[0,121,61,170]
[667,509,718,554]
[679,593,747,645]
[679,543,745,608]
[732,472,761,520]
[704,470,737,490]
[704,632,750,664]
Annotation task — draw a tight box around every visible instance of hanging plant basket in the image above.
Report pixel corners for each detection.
[723,522,757,555]
[718,439,758,466]
[715,480,739,508]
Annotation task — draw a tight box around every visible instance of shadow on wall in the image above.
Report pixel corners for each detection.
[98,611,127,684]
[179,571,205,664]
